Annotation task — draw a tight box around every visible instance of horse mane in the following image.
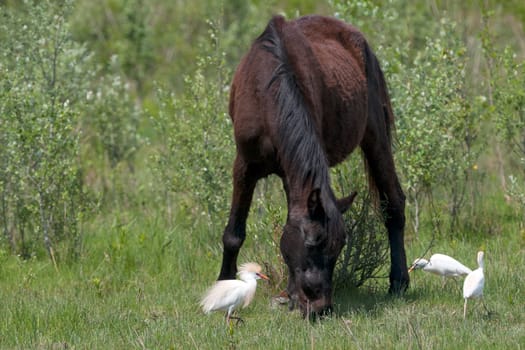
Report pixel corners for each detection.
[256,16,347,249]
[257,16,331,196]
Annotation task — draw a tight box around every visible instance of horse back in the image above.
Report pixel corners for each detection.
[294,16,369,164]
[229,15,372,169]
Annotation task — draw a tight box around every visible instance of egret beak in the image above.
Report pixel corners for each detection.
[408,265,415,273]
[257,273,270,281]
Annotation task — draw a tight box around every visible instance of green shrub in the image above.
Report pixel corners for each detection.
[80,57,143,211]
[483,22,525,219]
[332,0,490,235]
[0,1,94,262]
[332,157,389,288]
[151,19,234,227]
[393,19,483,234]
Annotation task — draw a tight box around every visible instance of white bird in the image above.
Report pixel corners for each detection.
[409,253,472,287]
[463,251,488,319]
[201,262,269,324]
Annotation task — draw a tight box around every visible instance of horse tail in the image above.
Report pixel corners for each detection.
[363,40,396,199]
[364,41,395,145]
[258,16,330,192]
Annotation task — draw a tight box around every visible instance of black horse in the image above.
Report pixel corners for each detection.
[218,15,409,316]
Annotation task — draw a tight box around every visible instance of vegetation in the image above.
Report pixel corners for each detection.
[0,0,524,348]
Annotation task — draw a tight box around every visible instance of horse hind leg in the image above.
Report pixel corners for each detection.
[360,124,409,294]
[218,155,259,280]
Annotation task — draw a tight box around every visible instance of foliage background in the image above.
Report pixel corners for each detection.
[0,0,524,348]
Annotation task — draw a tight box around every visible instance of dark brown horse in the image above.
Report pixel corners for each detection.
[218,15,409,316]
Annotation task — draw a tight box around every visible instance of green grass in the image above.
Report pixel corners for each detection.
[0,207,524,350]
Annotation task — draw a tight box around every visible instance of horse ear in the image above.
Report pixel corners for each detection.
[336,191,357,213]
[307,188,325,219]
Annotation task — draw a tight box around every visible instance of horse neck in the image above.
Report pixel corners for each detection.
[288,178,338,217]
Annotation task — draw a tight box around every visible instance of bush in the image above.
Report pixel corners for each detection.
[80,58,144,210]
[332,0,491,236]
[151,19,234,227]
[482,14,525,218]
[332,157,389,288]
[393,19,483,234]
[0,1,94,262]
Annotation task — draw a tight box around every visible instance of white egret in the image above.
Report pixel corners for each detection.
[409,253,472,287]
[201,262,269,324]
[463,251,488,319]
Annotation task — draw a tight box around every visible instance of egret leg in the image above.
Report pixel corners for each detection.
[229,315,245,325]
[225,309,244,326]
[463,298,468,319]
[225,307,233,324]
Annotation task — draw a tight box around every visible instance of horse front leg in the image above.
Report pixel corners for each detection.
[218,156,258,280]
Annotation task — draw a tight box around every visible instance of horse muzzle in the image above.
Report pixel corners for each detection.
[292,293,333,319]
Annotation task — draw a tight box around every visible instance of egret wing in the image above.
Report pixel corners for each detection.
[201,280,246,313]
[431,254,472,276]
[463,269,484,299]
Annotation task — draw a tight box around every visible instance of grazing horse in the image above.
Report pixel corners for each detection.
[218,15,409,316]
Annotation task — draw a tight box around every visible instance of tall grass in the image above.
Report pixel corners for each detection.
[0,192,523,349]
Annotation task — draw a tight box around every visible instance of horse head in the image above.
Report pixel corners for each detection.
[280,189,356,317]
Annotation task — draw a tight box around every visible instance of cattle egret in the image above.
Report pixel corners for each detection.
[201,262,269,324]
[463,251,488,319]
[409,253,472,287]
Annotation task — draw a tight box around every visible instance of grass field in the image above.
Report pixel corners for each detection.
[1,198,524,350]
[1,1,524,349]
